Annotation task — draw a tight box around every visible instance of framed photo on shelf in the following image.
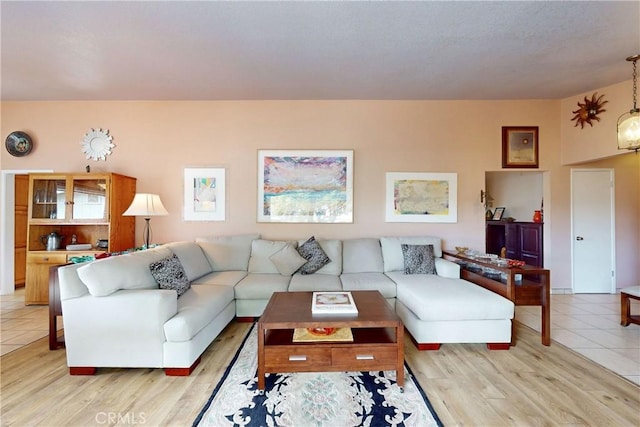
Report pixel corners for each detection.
[257,150,353,223]
[502,126,539,168]
[492,207,505,221]
[385,172,457,223]
[183,167,226,221]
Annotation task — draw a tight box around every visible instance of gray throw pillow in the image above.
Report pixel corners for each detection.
[297,236,331,275]
[401,244,436,275]
[270,242,308,276]
[149,254,191,297]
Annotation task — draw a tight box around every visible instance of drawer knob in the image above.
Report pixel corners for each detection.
[288,355,307,361]
[356,355,375,360]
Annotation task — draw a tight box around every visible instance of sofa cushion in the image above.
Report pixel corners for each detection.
[380,236,442,272]
[163,284,234,342]
[149,254,191,298]
[166,241,212,281]
[401,244,436,275]
[77,246,172,297]
[297,236,331,274]
[270,243,308,276]
[196,234,259,271]
[234,274,291,299]
[288,274,343,292]
[340,272,397,298]
[248,239,295,274]
[342,238,384,273]
[388,272,514,321]
[191,270,248,287]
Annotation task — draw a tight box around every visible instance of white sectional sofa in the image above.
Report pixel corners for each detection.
[58,234,514,376]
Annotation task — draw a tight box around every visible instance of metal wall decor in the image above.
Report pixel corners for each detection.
[571,92,608,128]
[81,128,115,161]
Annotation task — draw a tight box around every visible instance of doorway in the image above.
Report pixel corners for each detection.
[0,169,52,295]
[571,169,615,293]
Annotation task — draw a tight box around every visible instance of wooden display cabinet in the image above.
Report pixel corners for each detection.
[486,221,543,267]
[25,173,136,305]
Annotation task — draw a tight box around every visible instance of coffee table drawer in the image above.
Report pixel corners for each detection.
[331,346,397,369]
[264,347,332,370]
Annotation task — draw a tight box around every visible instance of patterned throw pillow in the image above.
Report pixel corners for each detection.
[149,254,191,297]
[401,244,436,275]
[297,236,331,275]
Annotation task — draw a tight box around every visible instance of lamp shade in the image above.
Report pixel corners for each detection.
[123,193,168,217]
[617,108,640,151]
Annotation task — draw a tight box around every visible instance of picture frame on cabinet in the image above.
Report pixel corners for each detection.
[257,149,353,223]
[183,167,225,221]
[502,126,539,168]
[492,207,505,221]
[385,172,458,223]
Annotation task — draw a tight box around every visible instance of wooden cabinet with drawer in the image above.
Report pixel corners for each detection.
[25,172,136,305]
[25,253,67,304]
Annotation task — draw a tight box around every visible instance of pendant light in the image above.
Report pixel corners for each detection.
[617,54,640,152]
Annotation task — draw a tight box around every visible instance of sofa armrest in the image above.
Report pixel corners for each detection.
[435,258,460,279]
[61,289,178,367]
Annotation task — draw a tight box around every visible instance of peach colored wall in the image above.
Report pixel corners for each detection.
[1,99,637,290]
[561,80,632,164]
[561,79,640,288]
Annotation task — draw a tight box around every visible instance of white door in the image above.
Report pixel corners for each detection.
[571,169,615,293]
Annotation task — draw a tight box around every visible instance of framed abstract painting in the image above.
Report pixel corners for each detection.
[258,150,353,223]
[183,167,226,221]
[502,126,539,168]
[385,172,458,223]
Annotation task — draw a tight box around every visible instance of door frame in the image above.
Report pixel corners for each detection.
[570,168,616,294]
[0,169,52,295]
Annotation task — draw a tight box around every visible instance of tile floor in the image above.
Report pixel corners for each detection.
[516,292,639,385]
[1,289,639,385]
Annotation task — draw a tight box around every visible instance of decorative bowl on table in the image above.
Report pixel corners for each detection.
[507,259,526,268]
[455,246,469,254]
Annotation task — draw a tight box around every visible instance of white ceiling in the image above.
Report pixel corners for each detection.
[2,1,639,101]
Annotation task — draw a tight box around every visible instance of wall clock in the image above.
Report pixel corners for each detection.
[5,131,33,157]
[571,92,608,128]
[81,128,115,161]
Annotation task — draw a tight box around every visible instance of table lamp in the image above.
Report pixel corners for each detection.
[123,193,168,248]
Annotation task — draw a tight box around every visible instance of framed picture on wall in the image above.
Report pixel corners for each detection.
[502,126,539,168]
[183,167,226,221]
[258,150,354,223]
[385,172,458,223]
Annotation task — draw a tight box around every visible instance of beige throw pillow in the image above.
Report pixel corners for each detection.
[270,243,308,276]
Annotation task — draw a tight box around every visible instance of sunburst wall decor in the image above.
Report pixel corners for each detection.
[571,92,608,128]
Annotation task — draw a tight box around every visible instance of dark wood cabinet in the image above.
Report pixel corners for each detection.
[486,221,543,267]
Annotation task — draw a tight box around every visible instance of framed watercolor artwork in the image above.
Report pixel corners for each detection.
[385,172,457,223]
[258,150,353,223]
[183,167,225,221]
[502,126,539,168]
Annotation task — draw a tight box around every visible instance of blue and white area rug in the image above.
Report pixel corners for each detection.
[193,325,443,427]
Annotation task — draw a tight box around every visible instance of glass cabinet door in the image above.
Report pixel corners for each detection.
[31,178,67,220]
[71,178,107,220]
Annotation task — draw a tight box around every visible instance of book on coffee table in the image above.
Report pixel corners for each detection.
[292,327,354,342]
[312,291,358,314]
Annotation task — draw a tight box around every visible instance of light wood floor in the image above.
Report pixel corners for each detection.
[1,321,638,427]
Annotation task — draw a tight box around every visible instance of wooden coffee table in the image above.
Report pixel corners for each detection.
[257,290,404,390]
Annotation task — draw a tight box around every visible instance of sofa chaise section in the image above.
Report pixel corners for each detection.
[380,236,515,350]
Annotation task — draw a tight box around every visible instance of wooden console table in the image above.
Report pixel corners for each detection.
[443,250,551,346]
[48,264,66,350]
